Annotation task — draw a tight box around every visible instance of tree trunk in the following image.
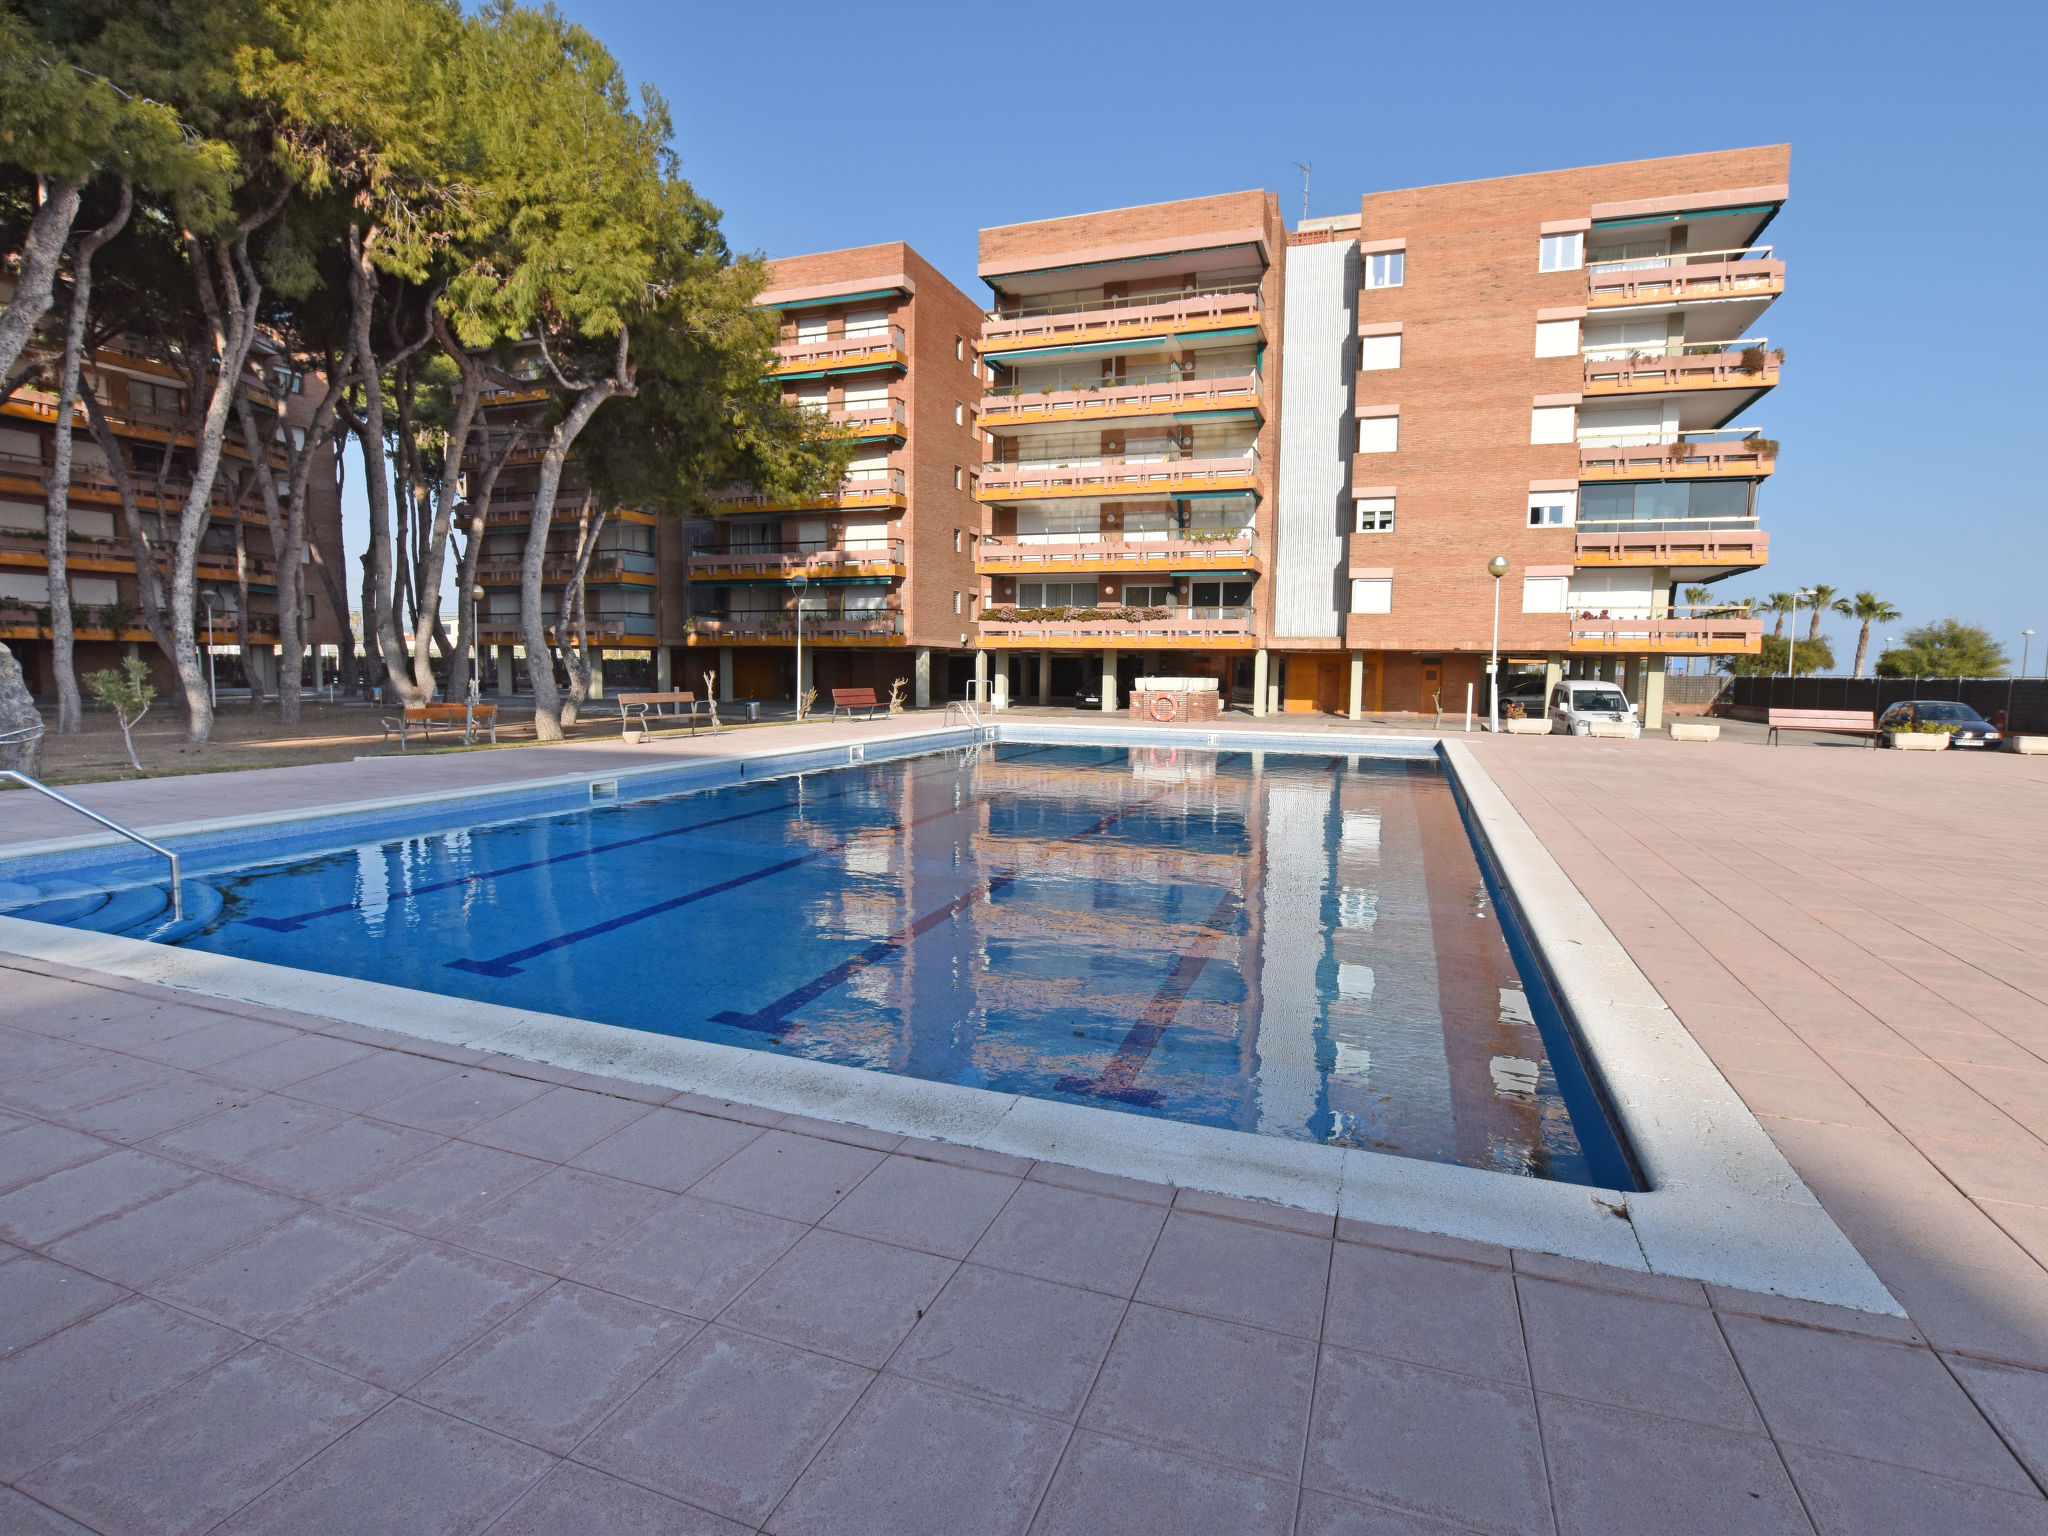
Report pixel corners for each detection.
[0,180,81,384]
[0,642,42,776]
[42,179,132,734]
[413,313,487,704]
[453,424,521,699]
[79,381,176,663]
[1854,621,1872,679]
[232,492,261,705]
[558,499,606,729]
[523,368,626,742]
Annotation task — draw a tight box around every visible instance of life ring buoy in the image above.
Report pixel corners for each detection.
[1148,692,1178,722]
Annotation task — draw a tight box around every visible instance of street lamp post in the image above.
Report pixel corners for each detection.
[793,572,807,719]
[1486,555,1509,733]
[2023,630,2036,680]
[467,585,485,701]
[199,591,218,709]
[1787,587,1816,685]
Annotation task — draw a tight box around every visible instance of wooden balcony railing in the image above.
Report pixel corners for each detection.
[773,328,908,374]
[981,289,1263,354]
[1586,248,1785,308]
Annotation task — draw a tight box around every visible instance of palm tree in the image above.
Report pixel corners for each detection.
[1848,592,1902,678]
[1805,583,1851,643]
[1757,592,1796,639]
[1681,587,1714,675]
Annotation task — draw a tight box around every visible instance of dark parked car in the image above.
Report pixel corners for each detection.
[1878,700,2002,747]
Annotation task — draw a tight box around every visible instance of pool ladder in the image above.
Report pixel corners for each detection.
[1,768,183,921]
[943,701,993,739]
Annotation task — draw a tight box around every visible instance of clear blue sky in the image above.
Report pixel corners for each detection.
[364,0,2047,671]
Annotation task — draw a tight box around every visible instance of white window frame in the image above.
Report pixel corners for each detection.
[1358,415,1400,454]
[1527,491,1577,528]
[1522,575,1568,614]
[1350,577,1393,614]
[796,315,828,344]
[1534,319,1579,358]
[1359,333,1402,371]
[1539,232,1584,272]
[1364,250,1405,289]
[1530,405,1575,445]
[1354,497,1395,533]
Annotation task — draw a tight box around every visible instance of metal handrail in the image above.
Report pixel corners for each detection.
[0,768,183,920]
[944,699,983,730]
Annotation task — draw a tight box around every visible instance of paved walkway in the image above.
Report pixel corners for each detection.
[3,720,2047,1532]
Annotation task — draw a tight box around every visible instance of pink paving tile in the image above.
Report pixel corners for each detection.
[270,1240,553,1390]
[149,1209,419,1337]
[892,1262,1124,1419]
[206,1033,373,1090]
[370,1069,555,1136]
[1323,1242,1528,1387]
[1517,1276,1760,1432]
[0,1254,127,1356]
[60,1077,239,1144]
[572,1192,807,1318]
[1135,1210,1330,1339]
[576,1325,872,1524]
[1701,1284,1924,1345]
[1781,1446,2048,1536]
[124,1016,299,1070]
[7,1058,187,1123]
[46,1175,300,1287]
[819,1153,1020,1259]
[1292,1490,1482,1534]
[1537,1396,1806,1536]
[569,1107,764,1193]
[338,1139,553,1232]
[482,1462,749,1535]
[414,1281,696,1454]
[768,1375,1067,1536]
[663,1089,783,1126]
[284,1049,461,1112]
[17,1343,389,1536]
[232,1114,446,1202]
[688,1129,884,1223]
[1027,1160,1174,1206]
[1721,1314,2033,1490]
[0,1488,98,1535]
[770,1112,904,1153]
[1305,1345,1550,1536]
[214,1398,554,1536]
[1080,1303,1316,1479]
[1029,1429,1295,1536]
[722,1227,955,1368]
[1172,1187,1337,1238]
[900,1141,1035,1179]
[1335,1220,1510,1269]
[437,1167,675,1275]
[969,1179,1169,1296]
[0,1148,198,1247]
[1950,1356,2048,1486]
[144,1094,349,1173]
[465,1087,652,1162]
[0,1123,113,1194]
[1511,1247,1705,1305]
[0,1298,245,1480]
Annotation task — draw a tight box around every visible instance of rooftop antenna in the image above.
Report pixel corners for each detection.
[1291,161,1312,225]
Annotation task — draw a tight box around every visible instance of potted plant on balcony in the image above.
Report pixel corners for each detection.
[1888,719,1955,751]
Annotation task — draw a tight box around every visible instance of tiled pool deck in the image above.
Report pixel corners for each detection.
[2,718,2046,1533]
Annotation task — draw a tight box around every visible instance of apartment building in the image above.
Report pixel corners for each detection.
[971,148,1784,724]
[683,242,985,707]
[0,339,348,699]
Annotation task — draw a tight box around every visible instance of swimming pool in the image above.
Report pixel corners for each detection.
[0,738,1633,1188]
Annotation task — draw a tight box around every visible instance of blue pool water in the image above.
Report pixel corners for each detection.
[2,741,1631,1187]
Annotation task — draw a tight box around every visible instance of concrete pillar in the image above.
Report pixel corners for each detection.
[1100,649,1117,712]
[588,651,605,701]
[1599,655,1617,683]
[1348,650,1364,721]
[717,647,734,704]
[491,645,511,696]
[1036,649,1051,705]
[1252,648,1269,718]
[655,645,672,693]
[1621,654,1643,708]
[914,647,931,710]
[973,649,989,703]
[1544,651,1563,707]
[1641,665,1666,731]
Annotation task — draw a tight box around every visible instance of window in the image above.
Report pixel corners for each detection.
[843,309,888,339]
[1527,491,1576,527]
[1355,497,1395,533]
[843,521,889,550]
[1018,581,1098,608]
[1534,319,1579,358]
[1350,578,1392,614]
[954,466,963,490]
[1522,576,1567,614]
[954,402,964,425]
[794,385,828,415]
[796,315,827,344]
[1358,414,1399,453]
[1530,405,1575,444]
[1190,579,1252,612]
[953,591,963,615]
[1364,251,1405,289]
[1539,232,1583,272]
[1359,333,1402,371]
[955,337,965,360]
[1124,584,1173,607]
[953,529,962,553]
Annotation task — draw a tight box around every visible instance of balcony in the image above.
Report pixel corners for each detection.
[689,540,907,582]
[1585,248,1785,309]
[772,327,908,378]
[1577,432,1776,481]
[475,617,647,644]
[1582,344,1781,397]
[1566,608,1762,655]
[975,533,1257,577]
[828,398,907,440]
[0,455,243,516]
[713,468,908,515]
[473,554,655,586]
[1574,527,1768,568]
[977,605,1258,648]
[685,613,905,646]
[981,288,1264,358]
[978,373,1261,430]
[978,454,1259,503]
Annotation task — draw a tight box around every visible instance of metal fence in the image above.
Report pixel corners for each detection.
[1718,674,2048,735]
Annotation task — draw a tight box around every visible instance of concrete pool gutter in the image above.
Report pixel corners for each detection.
[0,719,1901,1315]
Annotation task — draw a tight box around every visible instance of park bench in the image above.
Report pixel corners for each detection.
[381,701,496,750]
[1764,708,1880,747]
[831,687,887,720]
[618,691,711,743]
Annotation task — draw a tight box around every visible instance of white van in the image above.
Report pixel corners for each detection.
[1548,679,1641,737]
